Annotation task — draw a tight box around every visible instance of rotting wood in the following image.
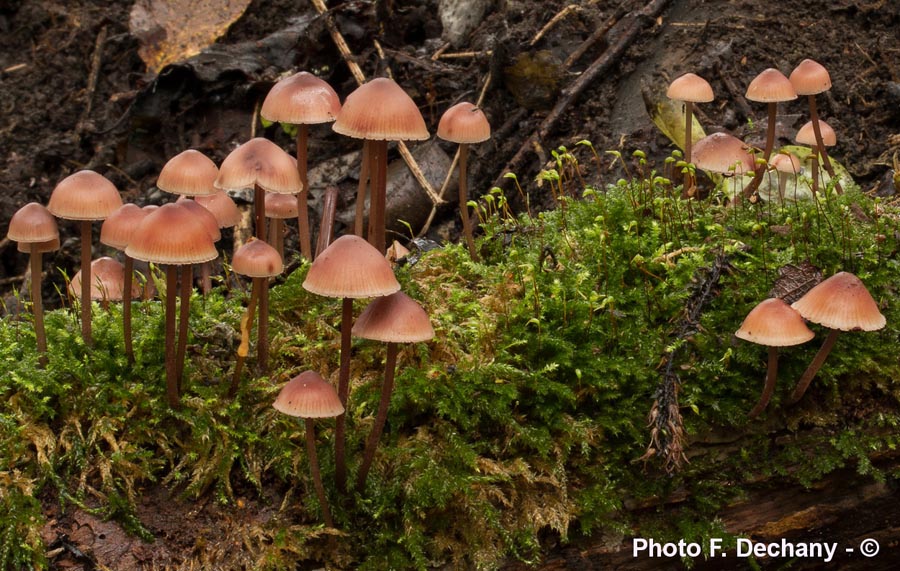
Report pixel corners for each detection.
[494,0,671,191]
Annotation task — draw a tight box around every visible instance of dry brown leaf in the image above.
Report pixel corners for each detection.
[129,0,253,74]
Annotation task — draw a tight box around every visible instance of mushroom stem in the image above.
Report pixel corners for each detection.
[165,265,180,407]
[175,264,193,393]
[80,220,93,346]
[270,218,285,261]
[123,255,135,364]
[748,346,779,418]
[200,262,212,295]
[807,95,842,194]
[296,124,312,259]
[254,182,267,242]
[777,172,788,203]
[335,296,353,493]
[354,141,370,237]
[30,247,47,360]
[683,100,695,194]
[356,341,398,491]
[368,139,388,253]
[457,143,479,260]
[810,146,820,196]
[305,417,334,528]
[744,102,778,197]
[316,186,339,257]
[789,328,840,404]
[229,277,260,397]
[258,278,269,373]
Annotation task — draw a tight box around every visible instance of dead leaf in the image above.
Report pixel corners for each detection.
[769,262,823,305]
[129,0,253,74]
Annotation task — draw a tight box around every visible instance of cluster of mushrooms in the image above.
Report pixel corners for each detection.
[666,58,843,201]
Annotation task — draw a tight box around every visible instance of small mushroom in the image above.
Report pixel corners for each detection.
[743,68,797,197]
[666,73,714,194]
[735,298,814,418]
[795,119,836,195]
[790,59,842,194]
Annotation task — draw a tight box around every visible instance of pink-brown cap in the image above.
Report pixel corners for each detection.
[790,59,832,95]
[47,170,122,221]
[791,272,885,331]
[303,234,400,299]
[745,68,797,103]
[666,73,714,103]
[332,77,429,141]
[19,237,60,254]
[769,152,801,174]
[156,150,220,197]
[273,370,344,418]
[8,202,59,244]
[214,138,302,195]
[261,71,342,125]
[100,204,149,250]
[265,192,299,219]
[232,238,283,278]
[352,291,434,343]
[796,120,836,147]
[735,298,814,346]
[125,203,219,265]
[194,191,242,228]
[68,256,141,302]
[692,132,755,175]
[176,196,222,242]
[437,102,491,144]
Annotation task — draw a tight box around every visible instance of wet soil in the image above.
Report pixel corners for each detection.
[2,0,899,568]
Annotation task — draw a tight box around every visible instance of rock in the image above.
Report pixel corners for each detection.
[439,0,491,48]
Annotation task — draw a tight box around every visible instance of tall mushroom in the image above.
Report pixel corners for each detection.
[743,68,797,197]
[666,73,714,195]
[790,59,842,194]
[788,272,885,404]
[302,234,400,492]
[261,71,342,259]
[352,291,434,490]
[437,102,491,261]
[273,370,344,528]
[795,119,836,196]
[47,170,123,346]
[332,78,429,253]
[7,203,59,359]
[735,298,814,418]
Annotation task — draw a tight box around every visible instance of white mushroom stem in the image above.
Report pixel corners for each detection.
[789,329,840,404]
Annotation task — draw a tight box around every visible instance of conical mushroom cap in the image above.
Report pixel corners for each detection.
[332,77,429,141]
[8,203,58,244]
[666,73,714,103]
[47,170,122,221]
[68,257,141,302]
[735,298,814,347]
[790,59,832,95]
[261,71,342,125]
[101,204,149,250]
[353,291,435,343]
[437,102,491,144]
[796,120,836,147]
[125,203,219,265]
[195,191,242,228]
[303,235,400,299]
[692,132,755,175]
[745,68,797,103]
[273,371,344,418]
[214,138,302,195]
[157,150,220,197]
[791,272,885,332]
[232,238,283,278]
[176,197,222,242]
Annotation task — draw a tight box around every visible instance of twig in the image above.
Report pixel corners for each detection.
[435,50,492,59]
[431,42,450,61]
[3,63,27,73]
[77,25,108,134]
[563,3,630,68]
[530,5,582,47]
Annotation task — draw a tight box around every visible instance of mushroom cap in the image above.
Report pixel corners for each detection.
[125,203,219,265]
[265,192,299,219]
[796,120,836,147]
[769,152,801,174]
[261,71,342,125]
[791,272,885,332]
[194,191,242,229]
[214,138,302,195]
[790,59,832,95]
[735,298,814,347]
[273,370,344,418]
[352,291,435,343]
[666,73,714,103]
[47,170,122,221]
[232,238,283,278]
[100,204,149,250]
[156,150,220,197]
[745,68,798,103]
[8,202,59,244]
[19,237,60,254]
[437,102,491,144]
[176,197,222,242]
[692,132,755,175]
[68,256,141,302]
[303,234,400,299]
[332,77,429,141]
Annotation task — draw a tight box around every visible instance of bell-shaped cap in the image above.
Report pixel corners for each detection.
[125,203,218,265]
[745,68,797,103]
[437,102,491,144]
[353,291,434,343]
[791,272,885,332]
[47,170,122,221]
[8,203,59,244]
[769,152,801,174]
[790,59,832,95]
[195,191,242,228]
[735,298,814,347]
[261,71,342,125]
[796,120,836,147]
[666,73,714,103]
[232,238,283,278]
[68,257,141,302]
[157,150,220,197]
[176,196,222,242]
[303,234,400,299]
[214,138,302,195]
[265,192,299,219]
[692,132,755,175]
[273,370,344,418]
[333,78,429,141]
[100,204,149,250]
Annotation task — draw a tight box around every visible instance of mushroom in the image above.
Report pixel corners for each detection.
[795,119,836,196]
[735,298,814,418]
[229,238,283,395]
[788,272,886,404]
[47,170,123,346]
[790,59,842,194]
[768,152,802,203]
[68,257,141,312]
[692,132,755,199]
[302,234,400,492]
[264,192,299,260]
[261,71,342,259]
[743,68,798,197]
[352,291,434,490]
[666,73,714,194]
[273,370,344,528]
[332,78,429,253]
[437,102,491,260]
[7,202,59,359]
